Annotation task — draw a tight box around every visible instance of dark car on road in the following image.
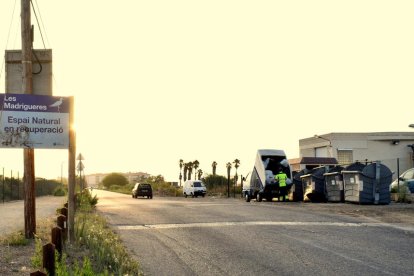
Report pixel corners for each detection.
[132,183,153,199]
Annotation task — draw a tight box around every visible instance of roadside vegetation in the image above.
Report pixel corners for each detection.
[391,184,413,203]
[0,178,65,202]
[102,173,182,197]
[203,174,242,196]
[100,172,242,198]
[30,189,142,275]
[0,188,141,275]
[178,159,243,197]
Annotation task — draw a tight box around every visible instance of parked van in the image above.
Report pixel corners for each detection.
[183,180,206,198]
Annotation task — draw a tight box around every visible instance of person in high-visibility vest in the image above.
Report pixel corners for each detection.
[275,167,288,202]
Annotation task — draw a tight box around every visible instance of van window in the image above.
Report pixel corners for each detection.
[193,182,202,187]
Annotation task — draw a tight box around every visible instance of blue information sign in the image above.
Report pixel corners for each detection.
[0,93,70,149]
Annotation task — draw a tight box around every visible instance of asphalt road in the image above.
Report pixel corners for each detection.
[94,190,414,276]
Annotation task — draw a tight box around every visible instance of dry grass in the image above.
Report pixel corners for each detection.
[0,215,97,275]
[0,217,55,275]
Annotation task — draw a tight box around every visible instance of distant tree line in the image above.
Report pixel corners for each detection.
[101,173,180,197]
[0,177,65,203]
[179,158,242,196]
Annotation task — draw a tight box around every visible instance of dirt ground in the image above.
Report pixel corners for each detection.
[302,202,414,224]
[0,217,55,275]
[1,202,413,275]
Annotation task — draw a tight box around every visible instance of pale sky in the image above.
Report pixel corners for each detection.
[1,0,413,182]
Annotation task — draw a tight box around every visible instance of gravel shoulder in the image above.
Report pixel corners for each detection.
[0,196,66,275]
[0,196,66,236]
[295,201,414,224]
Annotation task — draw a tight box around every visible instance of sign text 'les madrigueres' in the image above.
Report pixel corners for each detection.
[0,93,70,149]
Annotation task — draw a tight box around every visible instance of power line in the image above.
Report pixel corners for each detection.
[33,0,51,48]
[31,0,59,91]
[30,0,47,49]
[0,0,18,90]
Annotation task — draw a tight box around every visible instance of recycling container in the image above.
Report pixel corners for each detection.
[343,162,392,204]
[288,169,306,202]
[301,166,328,202]
[324,166,344,203]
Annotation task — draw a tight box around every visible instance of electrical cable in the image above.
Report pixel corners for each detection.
[0,0,19,90]
[32,49,43,74]
[30,0,47,49]
[33,0,51,48]
[32,0,59,90]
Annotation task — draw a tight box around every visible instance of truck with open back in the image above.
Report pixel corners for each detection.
[243,149,292,202]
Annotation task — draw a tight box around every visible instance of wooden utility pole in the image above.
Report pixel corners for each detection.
[68,97,76,243]
[21,0,36,238]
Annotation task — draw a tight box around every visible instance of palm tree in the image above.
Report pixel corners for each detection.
[226,162,232,198]
[187,162,193,180]
[212,161,217,175]
[193,160,199,180]
[233,159,240,185]
[183,163,188,182]
[197,169,203,180]
[179,159,184,186]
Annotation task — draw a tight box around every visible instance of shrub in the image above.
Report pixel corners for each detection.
[75,211,141,274]
[396,184,412,203]
[203,174,230,189]
[1,231,29,246]
[76,189,98,210]
[143,175,181,197]
[101,173,128,189]
[53,187,66,196]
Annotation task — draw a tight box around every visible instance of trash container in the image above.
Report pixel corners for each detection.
[343,162,392,204]
[288,169,306,202]
[361,162,392,204]
[342,162,367,204]
[324,166,344,203]
[301,166,328,202]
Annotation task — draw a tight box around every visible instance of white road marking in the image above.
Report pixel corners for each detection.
[117,221,414,232]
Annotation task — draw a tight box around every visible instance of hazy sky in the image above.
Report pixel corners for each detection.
[1,0,413,182]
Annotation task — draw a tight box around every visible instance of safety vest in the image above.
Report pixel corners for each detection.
[275,172,287,187]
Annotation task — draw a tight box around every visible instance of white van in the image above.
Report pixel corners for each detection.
[183,180,207,198]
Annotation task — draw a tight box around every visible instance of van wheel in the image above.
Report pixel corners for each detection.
[184,193,187,198]
[191,193,194,198]
[256,193,262,202]
[245,193,251,202]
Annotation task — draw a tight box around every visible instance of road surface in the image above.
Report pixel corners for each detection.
[94,190,414,276]
[0,196,66,236]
